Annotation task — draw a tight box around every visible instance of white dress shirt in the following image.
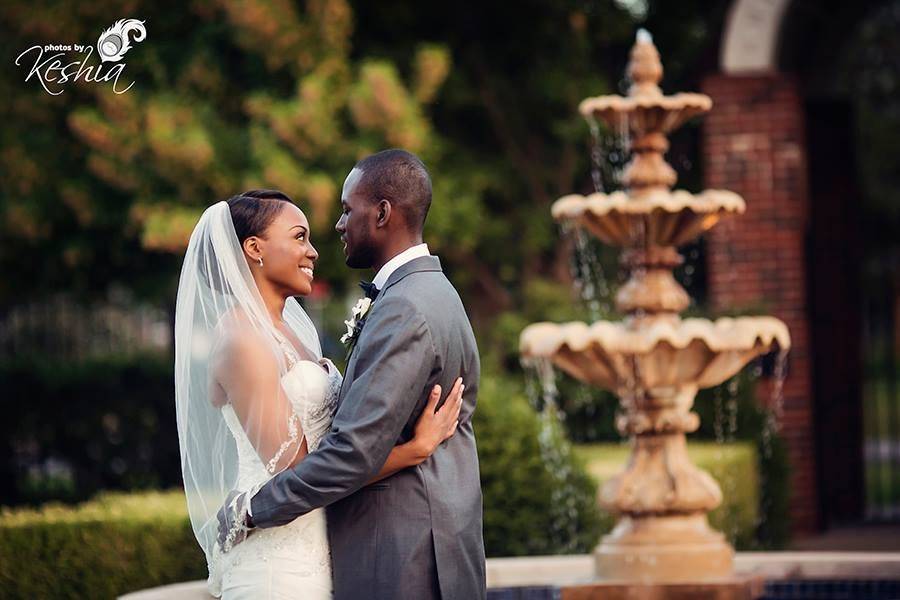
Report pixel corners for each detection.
[371,243,430,291]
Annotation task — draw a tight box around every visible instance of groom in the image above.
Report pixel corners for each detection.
[240,149,486,599]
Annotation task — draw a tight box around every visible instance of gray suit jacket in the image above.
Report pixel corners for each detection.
[250,255,486,600]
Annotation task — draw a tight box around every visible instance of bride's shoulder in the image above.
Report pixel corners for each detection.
[211,312,275,367]
[215,307,255,333]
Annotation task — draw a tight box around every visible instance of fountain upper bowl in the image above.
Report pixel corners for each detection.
[580,92,712,136]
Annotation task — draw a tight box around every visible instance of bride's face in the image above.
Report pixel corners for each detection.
[255,203,319,297]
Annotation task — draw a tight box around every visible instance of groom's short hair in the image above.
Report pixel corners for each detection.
[354,149,432,232]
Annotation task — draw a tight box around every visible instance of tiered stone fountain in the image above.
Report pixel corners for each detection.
[520,31,790,596]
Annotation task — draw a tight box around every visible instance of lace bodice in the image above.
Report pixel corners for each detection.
[211,339,341,597]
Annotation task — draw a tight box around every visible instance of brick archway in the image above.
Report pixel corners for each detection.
[701,71,819,534]
[720,0,792,74]
[704,0,895,536]
[703,0,834,536]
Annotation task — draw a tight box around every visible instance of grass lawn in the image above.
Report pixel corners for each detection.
[862,371,900,512]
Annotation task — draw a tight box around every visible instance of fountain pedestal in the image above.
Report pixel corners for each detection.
[597,384,730,581]
[596,514,732,581]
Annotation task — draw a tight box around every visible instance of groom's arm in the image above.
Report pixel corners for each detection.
[249,294,435,528]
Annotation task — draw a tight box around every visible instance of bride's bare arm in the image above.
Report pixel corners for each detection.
[214,333,308,472]
[367,377,464,485]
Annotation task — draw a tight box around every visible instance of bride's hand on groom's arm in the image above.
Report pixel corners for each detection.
[409,377,464,461]
[366,377,464,485]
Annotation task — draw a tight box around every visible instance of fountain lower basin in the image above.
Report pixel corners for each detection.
[521,316,790,587]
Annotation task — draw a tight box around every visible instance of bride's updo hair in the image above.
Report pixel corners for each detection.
[195,190,294,294]
[227,189,294,243]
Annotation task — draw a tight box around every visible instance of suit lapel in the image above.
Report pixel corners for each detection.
[336,255,443,408]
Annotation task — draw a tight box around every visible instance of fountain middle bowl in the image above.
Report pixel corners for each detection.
[553,189,745,247]
[520,317,790,392]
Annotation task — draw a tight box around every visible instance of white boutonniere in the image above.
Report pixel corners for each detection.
[341,296,373,357]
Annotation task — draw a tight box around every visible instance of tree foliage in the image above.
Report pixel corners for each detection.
[0,1,680,316]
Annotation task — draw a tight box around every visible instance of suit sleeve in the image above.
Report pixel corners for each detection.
[249,294,435,527]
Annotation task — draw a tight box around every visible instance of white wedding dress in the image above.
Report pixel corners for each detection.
[212,339,342,599]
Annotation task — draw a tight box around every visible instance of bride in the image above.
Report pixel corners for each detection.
[174,190,463,598]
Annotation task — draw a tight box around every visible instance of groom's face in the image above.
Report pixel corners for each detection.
[336,167,377,269]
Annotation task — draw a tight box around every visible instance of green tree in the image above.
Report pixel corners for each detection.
[0,0,460,310]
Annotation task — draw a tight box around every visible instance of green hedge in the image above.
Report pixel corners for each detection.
[475,375,603,556]
[573,442,760,549]
[0,491,205,599]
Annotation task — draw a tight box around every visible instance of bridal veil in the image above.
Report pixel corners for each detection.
[173,201,321,577]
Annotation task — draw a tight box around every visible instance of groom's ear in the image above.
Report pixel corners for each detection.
[375,200,391,228]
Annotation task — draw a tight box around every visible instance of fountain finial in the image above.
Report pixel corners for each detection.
[628,28,663,97]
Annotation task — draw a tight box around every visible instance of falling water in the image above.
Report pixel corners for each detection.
[753,348,789,548]
[761,349,790,460]
[726,377,740,438]
[525,357,582,552]
[613,112,631,189]
[724,376,741,544]
[589,118,606,194]
[577,111,633,322]
[568,225,610,321]
[712,365,781,548]
[711,377,739,545]
[521,357,540,409]
[534,357,559,411]
[713,384,726,446]
[587,113,632,195]
[712,381,728,537]
[752,362,764,380]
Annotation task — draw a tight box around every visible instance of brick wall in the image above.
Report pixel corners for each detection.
[700,74,819,535]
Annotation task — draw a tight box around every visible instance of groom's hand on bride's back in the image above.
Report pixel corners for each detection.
[216,490,254,552]
[216,378,464,547]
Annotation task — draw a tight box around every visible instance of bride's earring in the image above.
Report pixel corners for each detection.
[258,257,264,268]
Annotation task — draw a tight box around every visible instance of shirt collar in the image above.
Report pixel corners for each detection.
[372,243,430,290]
